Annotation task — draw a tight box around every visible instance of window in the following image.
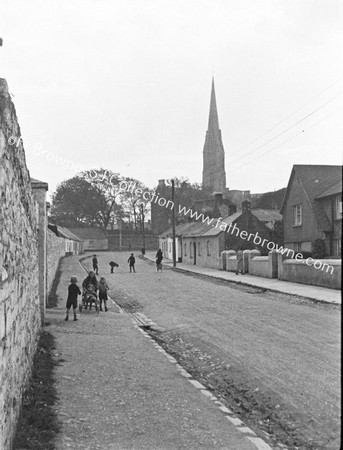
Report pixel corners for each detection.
[198,242,201,256]
[335,196,342,219]
[207,241,211,255]
[293,204,302,226]
[190,242,193,258]
[337,240,341,257]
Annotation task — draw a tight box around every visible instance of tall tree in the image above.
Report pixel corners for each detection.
[119,176,153,231]
[50,176,108,228]
[51,169,125,229]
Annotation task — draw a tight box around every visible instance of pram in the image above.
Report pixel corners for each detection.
[79,284,100,314]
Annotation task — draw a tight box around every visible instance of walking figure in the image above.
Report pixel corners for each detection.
[65,276,81,321]
[128,253,136,273]
[155,248,163,272]
[98,277,109,311]
[236,247,244,275]
[92,254,99,275]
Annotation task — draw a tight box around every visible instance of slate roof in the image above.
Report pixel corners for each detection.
[69,228,108,240]
[30,177,49,190]
[159,207,282,238]
[315,179,342,199]
[251,209,282,230]
[48,224,84,241]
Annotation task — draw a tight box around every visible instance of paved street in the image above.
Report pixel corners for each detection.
[90,251,341,450]
[49,256,263,450]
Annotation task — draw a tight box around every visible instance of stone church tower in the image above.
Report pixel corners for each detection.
[202,79,226,192]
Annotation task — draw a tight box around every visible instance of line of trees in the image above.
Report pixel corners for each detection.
[50,168,152,231]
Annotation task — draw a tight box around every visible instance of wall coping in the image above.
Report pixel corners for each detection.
[283,259,341,266]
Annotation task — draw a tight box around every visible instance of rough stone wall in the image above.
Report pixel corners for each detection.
[0,79,41,450]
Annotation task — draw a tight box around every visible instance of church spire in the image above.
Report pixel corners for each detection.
[208,77,220,131]
[202,78,226,193]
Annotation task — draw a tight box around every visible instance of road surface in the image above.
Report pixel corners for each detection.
[90,252,341,450]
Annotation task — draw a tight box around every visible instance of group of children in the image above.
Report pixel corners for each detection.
[65,250,163,321]
[65,255,118,321]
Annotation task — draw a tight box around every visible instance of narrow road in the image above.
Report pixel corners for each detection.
[91,252,341,450]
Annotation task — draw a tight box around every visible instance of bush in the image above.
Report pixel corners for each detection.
[311,239,326,259]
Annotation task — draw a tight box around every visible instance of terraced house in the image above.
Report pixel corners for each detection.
[281,165,342,257]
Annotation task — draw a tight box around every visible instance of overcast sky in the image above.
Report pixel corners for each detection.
[1,0,342,197]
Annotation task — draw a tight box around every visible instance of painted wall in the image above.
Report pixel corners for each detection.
[278,255,341,289]
[182,234,224,269]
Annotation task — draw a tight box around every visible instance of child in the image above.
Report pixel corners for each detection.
[92,254,99,275]
[128,253,136,273]
[236,247,244,275]
[84,283,99,311]
[109,261,119,273]
[65,276,81,321]
[98,277,110,311]
[155,248,163,272]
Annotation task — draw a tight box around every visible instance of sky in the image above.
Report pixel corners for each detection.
[1,0,342,198]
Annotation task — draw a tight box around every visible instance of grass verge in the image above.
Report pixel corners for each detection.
[13,330,60,450]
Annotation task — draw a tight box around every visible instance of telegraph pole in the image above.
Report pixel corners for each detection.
[140,203,146,253]
[171,179,176,267]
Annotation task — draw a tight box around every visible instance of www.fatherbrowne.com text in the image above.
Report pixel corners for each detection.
[118,181,335,275]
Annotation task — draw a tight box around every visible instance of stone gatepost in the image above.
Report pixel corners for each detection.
[220,251,226,270]
[277,252,285,279]
[268,250,278,278]
[226,250,236,272]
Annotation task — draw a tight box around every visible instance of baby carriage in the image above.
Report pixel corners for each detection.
[79,284,100,313]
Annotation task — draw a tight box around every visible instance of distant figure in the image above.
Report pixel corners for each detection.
[92,254,99,275]
[128,253,136,273]
[65,276,81,321]
[98,277,110,312]
[109,261,119,273]
[155,248,163,272]
[141,247,146,256]
[236,248,244,275]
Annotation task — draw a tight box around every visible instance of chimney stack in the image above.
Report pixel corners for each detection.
[242,200,251,213]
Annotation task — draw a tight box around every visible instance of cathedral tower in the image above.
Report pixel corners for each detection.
[202,79,226,192]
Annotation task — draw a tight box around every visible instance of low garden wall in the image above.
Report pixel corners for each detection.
[278,255,341,289]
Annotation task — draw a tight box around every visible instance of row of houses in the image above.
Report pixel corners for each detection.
[159,165,342,269]
[159,202,282,268]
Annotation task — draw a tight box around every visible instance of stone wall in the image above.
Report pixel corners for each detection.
[0,79,41,450]
[108,233,158,251]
